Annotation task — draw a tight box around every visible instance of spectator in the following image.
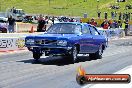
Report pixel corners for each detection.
[119,12,122,20]
[97,11,101,18]
[8,15,15,33]
[37,15,46,32]
[12,7,16,13]
[114,11,117,18]
[69,18,74,22]
[45,16,49,30]
[111,11,114,19]
[122,21,125,29]
[111,20,118,28]
[52,16,54,24]
[118,20,122,28]
[104,12,108,19]
[123,13,125,20]
[125,12,129,21]
[101,20,109,29]
[45,16,49,24]
[90,18,97,26]
[10,7,16,13]
[108,20,113,28]
[128,12,131,20]
[124,19,129,36]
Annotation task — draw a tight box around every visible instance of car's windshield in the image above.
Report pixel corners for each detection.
[46,23,82,34]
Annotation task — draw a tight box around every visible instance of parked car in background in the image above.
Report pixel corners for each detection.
[0,17,8,33]
[25,22,107,63]
[22,15,33,23]
[6,8,25,22]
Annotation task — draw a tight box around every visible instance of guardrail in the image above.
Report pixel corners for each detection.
[0,28,126,52]
[108,28,125,39]
[98,27,125,41]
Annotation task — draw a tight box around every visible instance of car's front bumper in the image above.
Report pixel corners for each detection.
[27,46,73,55]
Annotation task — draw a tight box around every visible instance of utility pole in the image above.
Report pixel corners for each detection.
[97,0,99,11]
[0,1,1,11]
[49,0,50,6]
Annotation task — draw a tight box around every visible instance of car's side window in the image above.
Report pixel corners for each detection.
[82,25,91,34]
[90,26,100,35]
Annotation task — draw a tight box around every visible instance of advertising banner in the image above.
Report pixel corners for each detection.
[0,37,25,51]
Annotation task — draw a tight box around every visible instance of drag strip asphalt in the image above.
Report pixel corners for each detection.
[0,38,132,88]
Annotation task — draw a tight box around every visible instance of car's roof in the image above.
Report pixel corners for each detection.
[55,22,91,26]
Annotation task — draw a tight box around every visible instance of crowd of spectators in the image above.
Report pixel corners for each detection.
[4,10,131,34]
[35,15,80,32]
[5,13,130,33]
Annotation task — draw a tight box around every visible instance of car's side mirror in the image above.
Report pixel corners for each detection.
[77,32,82,35]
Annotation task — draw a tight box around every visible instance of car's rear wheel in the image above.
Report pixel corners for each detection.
[96,45,103,59]
[69,46,78,63]
[89,45,103,59]
[33,52,41,61]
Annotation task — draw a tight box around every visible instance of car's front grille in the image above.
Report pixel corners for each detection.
[35,39,57,45]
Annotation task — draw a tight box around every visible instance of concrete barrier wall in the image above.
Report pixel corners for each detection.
[15,22,37,32]
[15,22,51,33]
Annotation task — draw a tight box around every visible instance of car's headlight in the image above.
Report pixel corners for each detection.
[57,40,67,46]
[26,39,34,44]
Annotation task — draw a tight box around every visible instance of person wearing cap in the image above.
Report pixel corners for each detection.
[90,18,97,26]
[8,15,15,33]
[37,15,46,32]
[124,19,129,36]
[118,20,122,28]
[101,19,109,29]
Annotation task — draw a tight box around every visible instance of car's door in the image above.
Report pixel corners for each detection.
[79,24,94,53]
[89,26,102,52]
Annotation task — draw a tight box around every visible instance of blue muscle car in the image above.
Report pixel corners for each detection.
[25,22,107,63]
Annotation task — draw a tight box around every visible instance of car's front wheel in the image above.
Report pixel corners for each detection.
[33,52,41,61]
[69,46,78,63]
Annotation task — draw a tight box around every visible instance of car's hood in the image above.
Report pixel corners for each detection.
[27,34,79,40]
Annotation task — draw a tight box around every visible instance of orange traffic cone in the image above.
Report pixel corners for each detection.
[29,26,34,33]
